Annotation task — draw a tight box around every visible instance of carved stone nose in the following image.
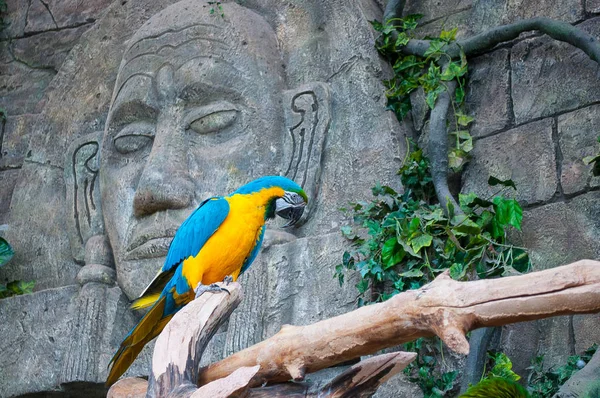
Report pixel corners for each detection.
[133,164,195,218]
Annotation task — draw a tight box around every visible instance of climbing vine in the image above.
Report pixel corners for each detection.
[372,16,473,171]
[336,14,533,397]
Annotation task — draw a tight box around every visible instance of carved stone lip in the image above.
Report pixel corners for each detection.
[125,237,173,261]
[125,225,178,260]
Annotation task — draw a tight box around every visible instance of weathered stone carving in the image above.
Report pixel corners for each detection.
[283,83,331,223]
[95,0,329,300]
[64,131,104,264]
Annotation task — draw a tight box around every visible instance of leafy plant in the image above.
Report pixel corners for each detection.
[371,16,473,171]
[403,337,459,398]
[336,148,530,305]
[527,344,598,397]
[0,280,34,298]
[0,237,13,266]
[0,238,35,299]
[207,1,224,17]
[583,136,600,177]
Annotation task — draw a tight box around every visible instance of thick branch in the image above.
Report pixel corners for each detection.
[428,79,462,216]
[383,0,405,24]
[396,17,600,214]
[146,282,243,398]
[199,260,600,387]
[399,17,600,60]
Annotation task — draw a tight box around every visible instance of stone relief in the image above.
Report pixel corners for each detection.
[64,0,330,303]
[64,131,104,264]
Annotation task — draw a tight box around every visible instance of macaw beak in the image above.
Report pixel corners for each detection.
[275,192,306,227]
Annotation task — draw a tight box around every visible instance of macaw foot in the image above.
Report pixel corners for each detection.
[223,275,233,285]
[194,282,230,299]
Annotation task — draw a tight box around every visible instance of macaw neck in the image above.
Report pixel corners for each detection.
[226,186,285,220]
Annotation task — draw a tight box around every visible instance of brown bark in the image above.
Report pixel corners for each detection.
[199,260,600,387]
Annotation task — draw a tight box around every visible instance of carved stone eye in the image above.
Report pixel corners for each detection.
[189,110,237,135]
[114,134,153,154]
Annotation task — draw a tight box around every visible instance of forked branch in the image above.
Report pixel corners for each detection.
[199,260,600,387]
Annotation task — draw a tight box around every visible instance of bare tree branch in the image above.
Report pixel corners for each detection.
[199,260,600,388]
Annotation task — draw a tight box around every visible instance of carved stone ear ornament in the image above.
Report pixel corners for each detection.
[65,131,115,285]
[282,82,331,226]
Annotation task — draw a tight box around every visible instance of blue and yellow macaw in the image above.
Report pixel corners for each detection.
[106,176,307,385]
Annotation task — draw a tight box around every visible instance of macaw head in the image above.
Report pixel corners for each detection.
[234,176,308,227]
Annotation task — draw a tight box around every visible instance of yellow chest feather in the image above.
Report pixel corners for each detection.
[181,187,284,287]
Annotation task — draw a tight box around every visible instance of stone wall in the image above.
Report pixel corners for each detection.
[0,0,598,397]
[406,0,600,380]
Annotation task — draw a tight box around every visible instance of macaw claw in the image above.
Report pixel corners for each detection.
[223,275,233,285]
[194,282,230,299]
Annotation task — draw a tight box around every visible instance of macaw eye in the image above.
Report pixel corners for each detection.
[113,122,155,154]
[189,110,237,135]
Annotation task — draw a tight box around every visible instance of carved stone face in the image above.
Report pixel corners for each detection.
[99,0,286,299]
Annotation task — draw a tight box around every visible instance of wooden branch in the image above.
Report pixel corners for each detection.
[147,282,243,398]
[199,260,600,387]
[247,352,416,397]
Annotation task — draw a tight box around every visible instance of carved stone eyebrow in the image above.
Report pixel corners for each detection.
[109,98,158,130]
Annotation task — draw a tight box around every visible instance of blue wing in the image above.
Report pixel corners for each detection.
[163,197,230,272]
[239,225,265,275]
[135,197,229,301]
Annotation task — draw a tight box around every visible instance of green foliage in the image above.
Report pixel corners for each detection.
[371,17,473,171]
[0,280,34,298]
[336,148,530,305]
[0,237,14,266]
[0,0,8,33]
[207,1,224,17]
[460,378,530,398]
[582,136,600,177]
[0,238,35,299]
[485,352,521,382]
[403,337,459,398]
[527,344,598,397]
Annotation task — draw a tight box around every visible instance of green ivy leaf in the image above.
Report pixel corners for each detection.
[488,176,517,190]
[356,279,370,294]
[395,32,410,47]
[425,85,445,109]
[400,268,424,278]
[17,281,34,294]
[493,197,523,230]
[456,112,474,126]
[0,237,14,267]
[440,27,458,42]
[449,263,467,280]
[424,40,445,57]
[455,85,465,103]
[402,13,423,30]
[410,233,433,253]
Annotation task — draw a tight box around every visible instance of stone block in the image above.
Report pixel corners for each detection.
[465,48,510,137]
[519,191,600,270]
[511,17,600,125]
[0,0,29,39]
[13,25,92,71]
[404,0,472,25]
[537,316,574,370]
[573,314,600,354]
[587,0,600,13]
[0,283,148,397]
[461,118,557,205]
[2,114,38,166]
[558,105,600,194]
[500,322,541,382]
[0,169,20,224]
[43,0,113,29]
[0,163,79,291]
[0,59,55,116]
[25,0,57,33]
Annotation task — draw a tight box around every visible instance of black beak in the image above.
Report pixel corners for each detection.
[275,193,306,227]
